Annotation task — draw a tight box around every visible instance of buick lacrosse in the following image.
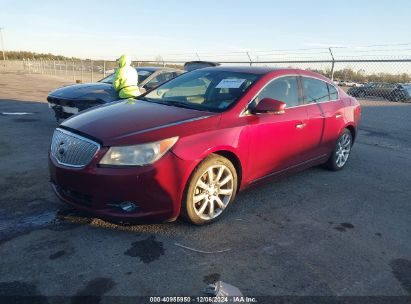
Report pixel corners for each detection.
[49,67,361,225]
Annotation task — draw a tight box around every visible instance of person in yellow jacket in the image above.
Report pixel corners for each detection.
[112,54,140,99]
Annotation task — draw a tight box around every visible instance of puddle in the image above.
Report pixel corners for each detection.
[124,235,165,263]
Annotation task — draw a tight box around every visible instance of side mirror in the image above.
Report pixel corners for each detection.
[251,98,286,115]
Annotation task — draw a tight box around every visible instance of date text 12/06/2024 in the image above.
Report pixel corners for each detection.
[149,296,258,303]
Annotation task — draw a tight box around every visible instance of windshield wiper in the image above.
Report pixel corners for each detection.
[164,100,208,111]
[142,98,204,111]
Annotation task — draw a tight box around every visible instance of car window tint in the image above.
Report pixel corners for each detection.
[99,73,115,83]
[302,77,330,103]
[162,72,175,81]
[145,70,259,112]
[256,76,299,107]
[146,73,172,87]
[327,83,338,100]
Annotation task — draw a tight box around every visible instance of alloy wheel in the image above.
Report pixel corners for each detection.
[192,165,234,221]
[336,133,352,168]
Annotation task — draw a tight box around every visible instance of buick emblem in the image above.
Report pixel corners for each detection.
[58,141,67,157]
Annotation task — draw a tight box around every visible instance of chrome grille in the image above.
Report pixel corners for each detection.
[51,128,100,168]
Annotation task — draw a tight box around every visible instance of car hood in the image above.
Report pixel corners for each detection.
[61,100,220,146]
[48,82,118,102]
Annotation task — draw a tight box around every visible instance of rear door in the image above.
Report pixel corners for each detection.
[302,77,346,153]
[299,76,331,158]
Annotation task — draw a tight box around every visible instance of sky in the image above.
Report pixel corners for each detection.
[1,0,411,61]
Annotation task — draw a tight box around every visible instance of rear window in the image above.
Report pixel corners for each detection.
[184,62,220,72]
[302,77,330,103]
[328,83,338,100]
[136,69,155,82]
[99,68,154,84]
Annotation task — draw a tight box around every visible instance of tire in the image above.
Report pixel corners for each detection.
[324,129,353,171]
[181,154,238,225]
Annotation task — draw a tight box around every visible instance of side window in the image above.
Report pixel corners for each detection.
[327,83,338,100]
[172,71,183,78]
[162,72,175,82]
[302,77,330,103]
[256,76,300,107]
[145,73,173,88]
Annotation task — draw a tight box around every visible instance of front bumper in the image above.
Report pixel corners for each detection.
[47,96,102,119]
[49,150,192,223]
[48,103,78,119]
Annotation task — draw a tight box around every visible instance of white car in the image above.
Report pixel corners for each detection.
[338,80,361,87]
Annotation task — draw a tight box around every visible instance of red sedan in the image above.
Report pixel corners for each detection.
[49,67,361,225]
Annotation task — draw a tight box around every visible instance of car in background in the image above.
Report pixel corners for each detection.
[338,80,361,87]
[49,67,361,225]
[347,82,377,98]
[47,67,184,120]
[184,61,220,72]
[390,84,411,102]
[347,82,407,101]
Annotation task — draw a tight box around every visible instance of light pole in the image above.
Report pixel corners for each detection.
[0,28,5,61]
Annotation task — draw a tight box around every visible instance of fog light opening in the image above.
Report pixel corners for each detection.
[107,202,138,213]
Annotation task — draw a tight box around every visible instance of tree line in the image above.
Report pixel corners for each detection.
[3,51,411,83]
[310,68,411,84]
[4,51,80,60]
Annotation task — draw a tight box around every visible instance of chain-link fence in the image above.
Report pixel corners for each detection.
[0,59,182,83]
[1,57,410,102]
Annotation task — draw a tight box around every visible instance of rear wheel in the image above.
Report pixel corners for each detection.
[181,154,237,225]
[325,129,353,171]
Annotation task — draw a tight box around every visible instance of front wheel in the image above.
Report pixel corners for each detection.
[181,154,238,225]
[325,129,353,171]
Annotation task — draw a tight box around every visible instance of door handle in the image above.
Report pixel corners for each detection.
[335,113,343,119]
[296,122,306,129]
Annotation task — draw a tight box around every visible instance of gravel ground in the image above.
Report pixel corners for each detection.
[0,73,410,301]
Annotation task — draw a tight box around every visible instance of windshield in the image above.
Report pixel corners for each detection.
[143,69,260,112]
[99,68,154,84]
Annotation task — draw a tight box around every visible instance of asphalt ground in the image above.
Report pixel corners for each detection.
[0,73,410,301]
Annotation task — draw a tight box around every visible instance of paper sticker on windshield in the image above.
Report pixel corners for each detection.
[138,70,151,76]
[216,78,246,89]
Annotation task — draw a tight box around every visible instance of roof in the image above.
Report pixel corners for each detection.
[199,66,284,75]
[135,66,180,72]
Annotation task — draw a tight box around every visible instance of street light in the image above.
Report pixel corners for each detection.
[0,28,6,61]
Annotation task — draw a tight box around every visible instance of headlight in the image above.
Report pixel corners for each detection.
[99,137,178,166]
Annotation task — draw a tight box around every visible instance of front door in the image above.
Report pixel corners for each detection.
[246,76,321,181]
